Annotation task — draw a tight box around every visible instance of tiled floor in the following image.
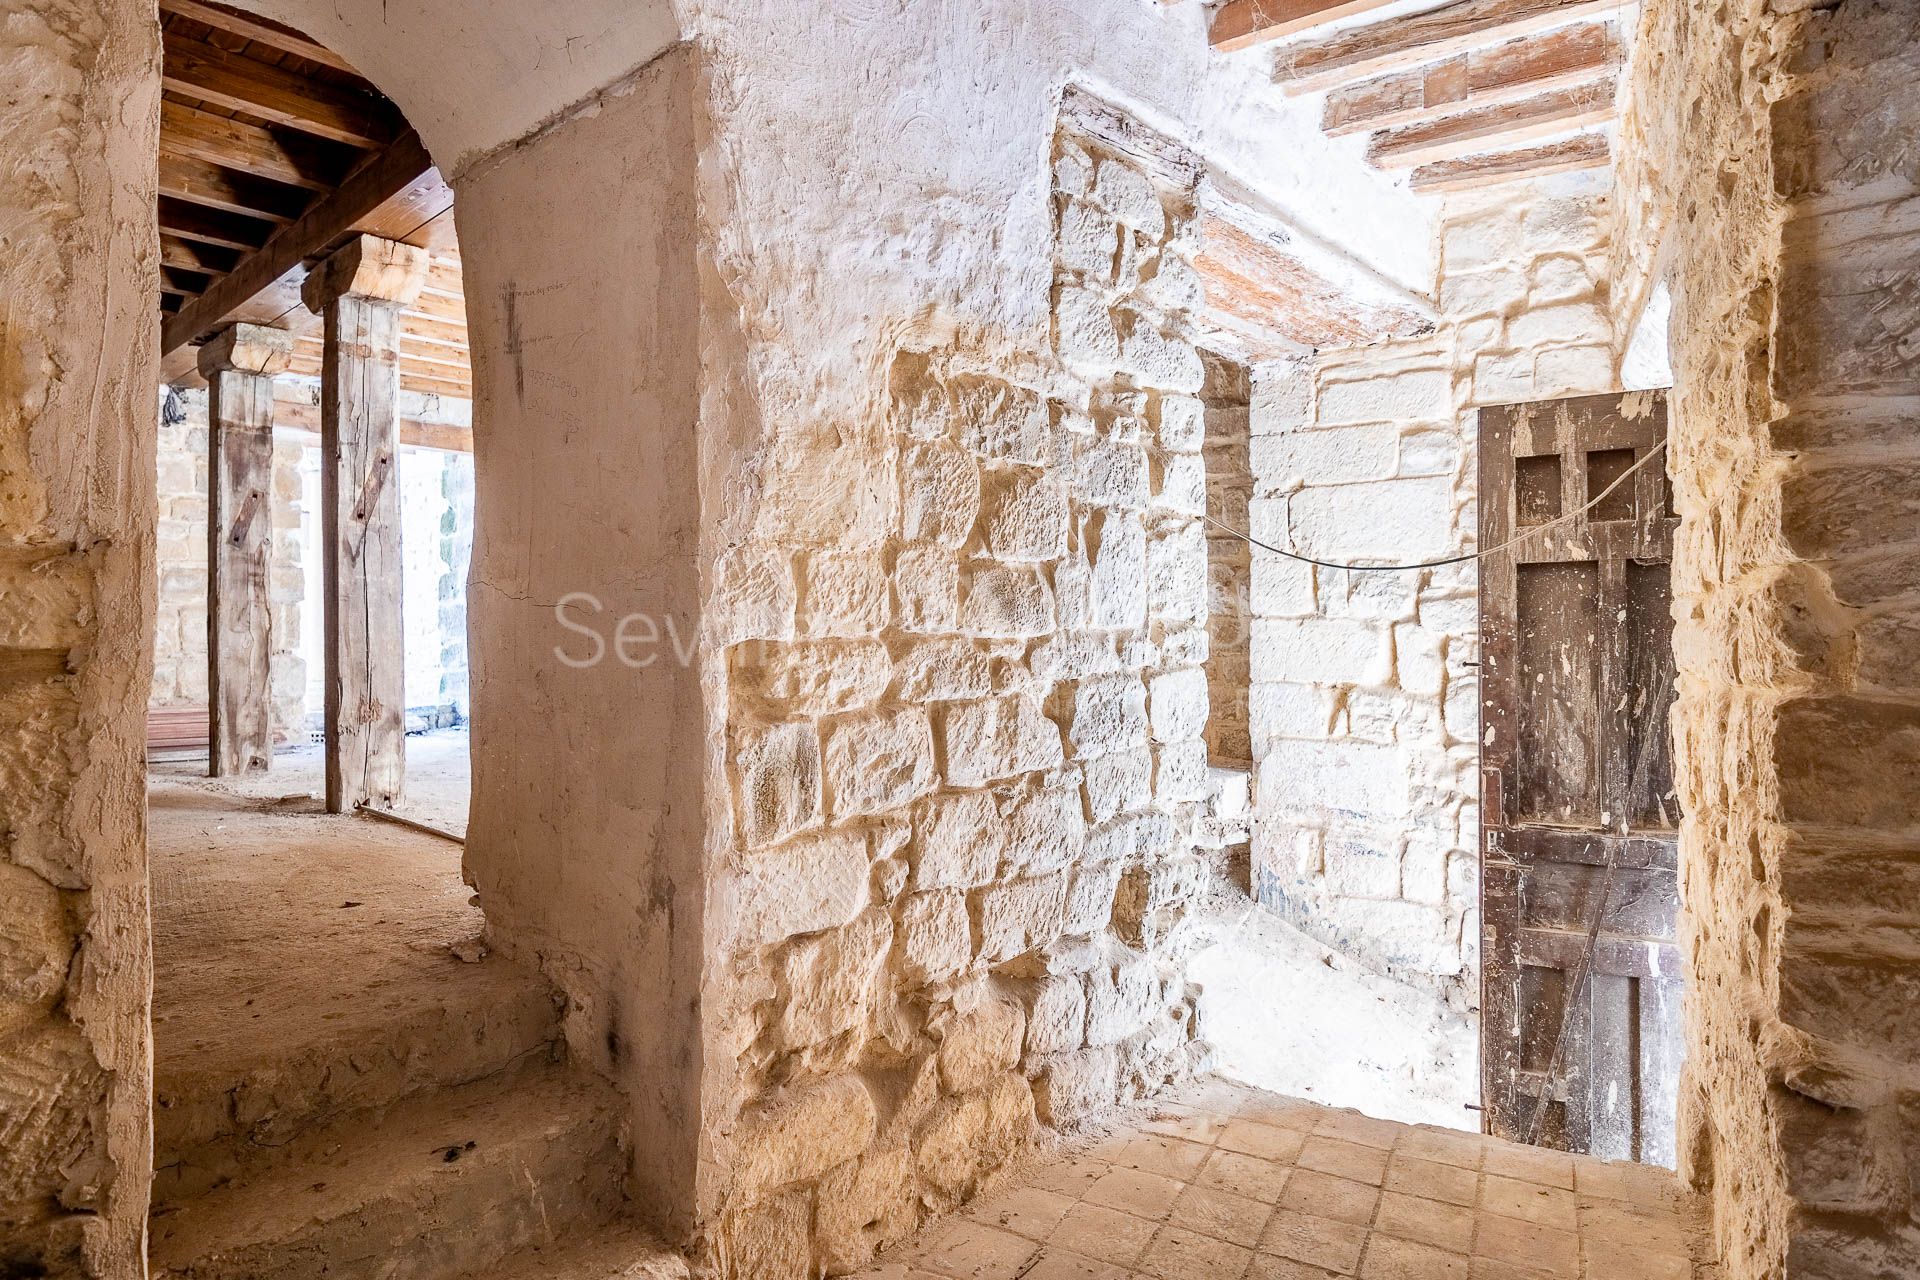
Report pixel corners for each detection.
[858,1077,1713,1280]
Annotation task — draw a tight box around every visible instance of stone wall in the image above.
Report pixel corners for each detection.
[704,113,1216,1276]
[1200,355,1253,769]
[0,0,157,1274]
[1614,0,1920,1273]
[152,389,308,737]
[1240,179,1625,1121]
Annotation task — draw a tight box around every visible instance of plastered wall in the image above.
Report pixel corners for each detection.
[0,0,157,1274]
[1613,0,1920,1272]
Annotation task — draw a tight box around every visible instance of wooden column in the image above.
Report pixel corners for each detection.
[199,323,294,777]
[301,234,427,813]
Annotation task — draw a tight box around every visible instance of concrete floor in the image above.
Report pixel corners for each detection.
[855,1077,1713,1280]
[151,725,473,835]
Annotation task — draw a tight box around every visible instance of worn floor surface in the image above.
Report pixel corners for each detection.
[857,1077,1713,1280]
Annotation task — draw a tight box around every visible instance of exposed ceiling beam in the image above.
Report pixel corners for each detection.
[273,399,473,454]
[1408,130,1610,192]
[160,234,243,275]
[163,32,399,148]
[160,99,356,192]
[1324,21,1619,135]
[160,129,448,376]
[1210,0,1403,51]
[1272,0,1627,94]
[158,152,309,223]
[159,0,360,73]
[399,313,470,350]
[158,196,275,251]
[1368,78,1617,167]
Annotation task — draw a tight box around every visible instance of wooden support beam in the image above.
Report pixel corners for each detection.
[199,323,294,777]
[163,32,399,148]
[1409,130,1610,192]
[160,99,357,192]
[159,196,274,251]
[1272,0,1627,94]
[160,266,213,298]
[303,235,426,813]
[1368,78,1617,167]
[161,129,443,363]
[1324,21,1620,136]
[160,0,360,73]
[273,398,473,453]
[1211,0,1403,51]
[160,234,242,275]
[158,152,310,223]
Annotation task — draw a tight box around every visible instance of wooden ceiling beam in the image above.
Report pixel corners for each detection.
[159,0,360,74]
[273,399,473,453]
[158,195,275,251]
[160,267,212,298]
[399,313,469,350]
[1367,78,1617,167]
[160,99,356,192]
[1408,130,1610,191]
[1210,0,1402,51]
[160,233,242,275]
[1272,0,1627,94]
[158,152,309,223]
[160,129,447,370]
[163,32,399,148]
[1324,21,1619,136]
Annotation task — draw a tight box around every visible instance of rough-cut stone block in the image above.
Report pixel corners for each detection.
[800,551,890,637]
[1395,623,1448,697]
[901,441,981,548]
[1252,425,1400,493]
[713,545,797,643]
[1066,674,1150,757]
[733,719,823,848]
[1093,160,1163,230]
[1151,451,1206,515]
[1118,316,1205,392]
[1325,839,1403,900]
[1507,301,1607,349]
[1284,476,1457,561]
[910,790,1002,890]
[735,831,870,949]
[1000,785,1087,876]
[899,889,973,983]
[914,1073,1036,1201]
[1154,738,1210,804]
[959,564,1055,638]
[1019,975,1088,1059]
[981,468,1069,561]
[1059,199,1121,281]
[823,705,937,818]
[1087,511,1148,630]
[778,911,893,1050]
[1074,437,1151,509]
[1033,1046,1121,1128]
[1251,617,1393,686]
[815,1148,920,1274]
[895,544,958,633]
[1148,667,1210,743]
[732,1075,879,1197]
[1534,344,1616,396]
[717,1190,811,1280]
[1056,284,1122,370]
[1062,860,1123,936]
[976,872,1069,963]
[733,639,891,716]
[939,996,1027,1094]
[1082,747,1154,822]
[1261,739,1408,820]
[894,636,995,702]
[1084,956,1160,1047]
[1317,368,1451,425]
[1158,395,1205,452]
[942,696,1065,787]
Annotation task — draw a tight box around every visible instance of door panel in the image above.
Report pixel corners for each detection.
[1479,389,1681,1165]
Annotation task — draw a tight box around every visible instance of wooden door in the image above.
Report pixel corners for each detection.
[1478,389,1682,1165]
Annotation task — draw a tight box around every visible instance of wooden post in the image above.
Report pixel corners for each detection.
[198,323,294,777]
[302,234,426,813]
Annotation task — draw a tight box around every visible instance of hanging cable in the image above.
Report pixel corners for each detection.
[1198,439,1669,573]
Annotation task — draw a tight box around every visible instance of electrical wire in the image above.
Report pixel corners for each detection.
[1197,439,1670,573]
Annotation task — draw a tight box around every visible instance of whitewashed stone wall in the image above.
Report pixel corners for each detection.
[1242,179,1626,1112]
[709,120,1215,1274]
[152,389,307,740]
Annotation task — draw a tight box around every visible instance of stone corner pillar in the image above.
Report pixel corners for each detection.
[197,323,294,778]
[303,234,428,813]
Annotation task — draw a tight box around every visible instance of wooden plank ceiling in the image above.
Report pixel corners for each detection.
[157,0,471,399]
[1211,0,1627,194]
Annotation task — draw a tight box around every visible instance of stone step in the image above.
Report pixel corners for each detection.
[149,1060,628,1280]
[456,1224,691,1279]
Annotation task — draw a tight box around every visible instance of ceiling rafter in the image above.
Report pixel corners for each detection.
[163,31,400,148]
[1268,0,1628,94]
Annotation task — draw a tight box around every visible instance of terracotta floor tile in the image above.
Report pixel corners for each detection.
[917,1221,1042,1279]
[1084,1168,1186,1220]
[1357,1234,1470,1280]
[1168,1183,1273,1250]
[1297,1137,1390,1187]
[1479,1175,1578,1232]
[1020,1249,1135,1280]
[968,1186,1077,1241]
[1136,1224,1255,1280]
[1030,1156,1113,1200]
[1049,1202,1160,1268]
[1312,1111,1405,1151]
[1260,1208,1368,1274]
[1279,1170,1380,1227]
[1115,1134,1214,1181]
[1471,1215,1579,1274]
[1196,1148,1294,1203]
[1480,1144,1575,1191]
[1395,1127,1489,1172]
[1383,1154,1479,1207]
[1219,1119,1310,1163]
[1373,1191,1475,1254]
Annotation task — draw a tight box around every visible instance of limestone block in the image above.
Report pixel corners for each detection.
[901,441,981,548]
[1063,860,1123,937]
[1150,451,1205,516]
[714,545,797,643]
[952,377,1053,465]
[894,636,995,702]
[941,696,1065,788]
[981,468,1069,561]
[716,1190,811,1280]
[1442,671,1478,744]
[1325,839,1403,900]
[1018,975,1088,1059]
[1348,689,1438,745]
[1092,160,1163,231]
[815,1147,920,1274]
[1030,632,1125,686]
[732,719,823,848]
[0,863,71,1032]
[1065,674,1149,757]
[1000,785,1088,876]
[958,564,1055,638]
[1084,955,1162,1048]
[1033,1045,1121,1128]
[1329,567,1419,623]
[914,1072,1036,1201]
[1401,835,1450,907]
[823,705,937,819]
[1442,205,1524,270]
[1260,739,1408,820]
[1146,523,1208,623]
[735,831,870,949]
[1054,144,1092,196]
[1317,368,1451,426]
[899,889,974,983]
[1529,255,1595,304]
[1395,426,1458,477]
[1439,266,1524,318]
[1249,548,1315,618]
[938,996,1027,1094]
[731,1075,879,1197]
[1074,436,1151,509]
[1473,351,1535,403]
[1507,301,1608,350]
[1118,315,1204,393]
[910,790,1002,890]
[895,544,958,633]
[1148,667,1209,744]
[0,678,83,885]
[1143,250,1206,315]
[1394,623,1448,697]
[1056,284,1122,371]
[1252,425,1399,493]
[1251,618,1390,687]
[976,872,1069,964]
[1082,747,1154,822]
[777,911,893,1049]
[1087,511,1148,630]
[734,639,891,716]
[1158,395,1205,452]
[1154,739,1210,804]
[800,551,890,637]
[1534,344,1616,397]
[1059,200,1121,281]
[1156,623,1210,668]
[1085,809,1178,864]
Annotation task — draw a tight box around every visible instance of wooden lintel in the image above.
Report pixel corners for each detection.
[1368,78,1618,168]
[160,0,361,74]
[1408,130,1610,192]
[1323,21,1620,136]
[1273,0,1627,94]
[163,31,399,148]
[1210,0,1402,51]
[273,398,472,454]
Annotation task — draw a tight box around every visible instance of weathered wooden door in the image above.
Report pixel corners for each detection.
[1478,389,1682,1166]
